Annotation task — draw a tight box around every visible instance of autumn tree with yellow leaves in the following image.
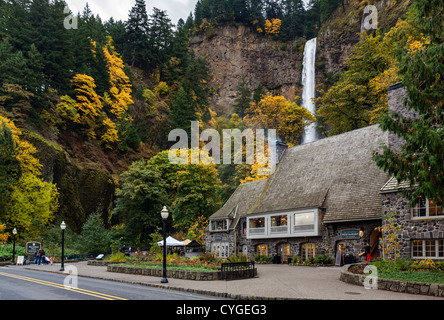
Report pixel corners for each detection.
[57,74,103,140]
[0,115,59,239]
[245,94,315,146]
[264,19,281,36]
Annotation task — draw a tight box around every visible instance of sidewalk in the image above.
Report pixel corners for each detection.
[10,261,442,300]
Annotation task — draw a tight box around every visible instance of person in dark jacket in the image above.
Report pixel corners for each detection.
[359,243,371,263]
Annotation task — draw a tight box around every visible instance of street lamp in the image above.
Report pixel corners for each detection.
[60,221,66,272]
[11,228,17,265]
[160,206,169,284]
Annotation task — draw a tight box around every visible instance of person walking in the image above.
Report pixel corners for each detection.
[359,243,371,263]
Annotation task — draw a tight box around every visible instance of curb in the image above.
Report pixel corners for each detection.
[18,265,305,300]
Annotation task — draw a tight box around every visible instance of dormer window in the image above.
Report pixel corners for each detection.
[210,219,229,231]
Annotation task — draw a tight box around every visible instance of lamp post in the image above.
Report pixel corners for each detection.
[60,221,66,272]
[11,228,17,265]
[160,206,169,284]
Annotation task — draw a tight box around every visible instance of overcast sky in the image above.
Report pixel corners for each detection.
[64,0,312,25]
[64,0,198,25]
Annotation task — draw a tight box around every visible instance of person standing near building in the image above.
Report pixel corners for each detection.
[359,243,371,263]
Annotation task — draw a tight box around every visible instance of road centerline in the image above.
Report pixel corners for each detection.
[0,270,128,300]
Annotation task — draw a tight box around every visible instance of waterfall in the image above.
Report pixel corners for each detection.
[301,37,318,145]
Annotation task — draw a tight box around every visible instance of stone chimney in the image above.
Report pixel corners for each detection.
[276,140,288,163]
[387,82,418,151]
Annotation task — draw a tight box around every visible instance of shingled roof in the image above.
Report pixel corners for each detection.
[248,125,390,222]
[209,125,390,225]
[209,178,268,228]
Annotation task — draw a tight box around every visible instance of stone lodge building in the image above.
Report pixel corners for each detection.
[205,84,444,263]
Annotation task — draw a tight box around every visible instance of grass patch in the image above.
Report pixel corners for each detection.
[116,261,220,272]
[378,271,444,284]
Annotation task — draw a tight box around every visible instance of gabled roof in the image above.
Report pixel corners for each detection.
[209,125,390,225]
[209,178,268,228]
[380,177,413,193]
[249,125,390,222]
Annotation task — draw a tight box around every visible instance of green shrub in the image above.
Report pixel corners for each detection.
[0,244,26,260]
[253,254,272,264]
[228,253,248,263]
[313,254,333,265]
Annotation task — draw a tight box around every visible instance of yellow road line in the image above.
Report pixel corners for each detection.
[0,271,128,300]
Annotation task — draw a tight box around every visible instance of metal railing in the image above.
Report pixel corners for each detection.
[220,261,255,281]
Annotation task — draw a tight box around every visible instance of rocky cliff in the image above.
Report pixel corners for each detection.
[190,0,412,116]
[190,24,305,116]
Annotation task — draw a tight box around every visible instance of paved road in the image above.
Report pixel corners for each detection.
[6,262,443,300]
[0,267,220,300]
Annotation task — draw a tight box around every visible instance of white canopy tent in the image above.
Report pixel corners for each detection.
[157,236,186,247]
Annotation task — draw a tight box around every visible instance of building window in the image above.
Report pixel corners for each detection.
[294,212,315,232]
[212,242,230,258]
[211,219,228,231]
[270,214,288,234]
[412,197,443,218]
[256,244,268,256]
[412,239,444,259]
[301,243,318,260]
[249,217,265,235]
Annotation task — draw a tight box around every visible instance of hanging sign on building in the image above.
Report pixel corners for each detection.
[341,229,360,239]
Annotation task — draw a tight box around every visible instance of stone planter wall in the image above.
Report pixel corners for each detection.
[340,263,444,297]
[107,265,222,281]
[87,260,124,266]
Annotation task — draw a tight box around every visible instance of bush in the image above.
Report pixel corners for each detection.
[410,258,438,272]
[253,254,272,264]
[370,258,414,273]
[313,254,334,265]
[198,252,217,263]
[107,252,128,262]
[0,244,26,261]
[228,253,248,263]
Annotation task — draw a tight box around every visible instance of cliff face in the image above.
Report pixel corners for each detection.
[190,25,304,116]
[316,0,413,88]
[190,0,412,116]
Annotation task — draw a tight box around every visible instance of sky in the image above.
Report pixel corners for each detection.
[64,0,198,25]
[64,0,312,25]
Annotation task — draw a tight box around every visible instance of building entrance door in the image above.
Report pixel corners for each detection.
[370,228,382,259]
[278,243,290,264]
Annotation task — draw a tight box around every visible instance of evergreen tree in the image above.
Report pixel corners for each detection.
[148,8,174,70]
[0,122,21,217]
[124,0,150,68]
[169,86,195,134]
[280,0,305,41]
[232,77,251,118]
[373,0,444,204]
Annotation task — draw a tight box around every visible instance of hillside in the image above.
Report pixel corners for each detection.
[3,0,442,249]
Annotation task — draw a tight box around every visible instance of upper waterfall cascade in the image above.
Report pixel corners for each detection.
[301,37,318,145]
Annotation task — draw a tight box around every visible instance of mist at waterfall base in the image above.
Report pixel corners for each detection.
[301,37,318,145]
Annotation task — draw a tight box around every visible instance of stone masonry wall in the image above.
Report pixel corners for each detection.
[381,191,444,259]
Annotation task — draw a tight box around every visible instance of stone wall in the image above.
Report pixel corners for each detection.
[381,191,444,259]
[340,264,444,297]
[223,217,382,263]
[107,265,221,281]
